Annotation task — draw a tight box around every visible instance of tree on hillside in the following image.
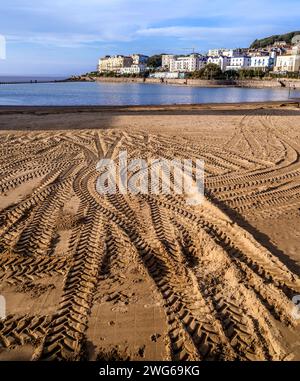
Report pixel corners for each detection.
[250,31,300,48]
[188,64,223,80]
[199,63,223,79]
[225,70,240,80]
[147,54,162,68]
[239,68,267,79]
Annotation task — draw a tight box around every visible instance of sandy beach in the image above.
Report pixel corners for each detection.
[1,101,300,361]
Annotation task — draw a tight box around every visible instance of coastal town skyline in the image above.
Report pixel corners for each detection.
[1,0,300,75]
[96,41,300,78]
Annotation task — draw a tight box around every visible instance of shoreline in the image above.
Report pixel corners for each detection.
[0,100,299,114]
[0,79,88,85]
[2,76,300,89]
[1,101,300,132]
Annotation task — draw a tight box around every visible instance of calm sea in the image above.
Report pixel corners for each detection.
[0,79,299,106]
[0,76,66,83]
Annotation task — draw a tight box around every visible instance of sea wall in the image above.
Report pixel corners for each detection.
[94,76,300,89]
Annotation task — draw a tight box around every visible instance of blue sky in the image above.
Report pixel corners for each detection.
[0,0,300,76]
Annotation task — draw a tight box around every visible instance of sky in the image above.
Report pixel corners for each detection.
[0,0,300,76]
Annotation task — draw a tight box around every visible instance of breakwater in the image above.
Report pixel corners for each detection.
[94,76,300,89]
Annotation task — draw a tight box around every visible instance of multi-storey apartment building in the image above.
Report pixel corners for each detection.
[131,54,149,65]
[208,49,225,57]
[274,54,300,72]
[169,54,206,72]
[226,56,251,70]
[207,56,231,71]
[208,48,243,58]
[250,55,275,69]
[98,55,133,73]
[273,42,300,72]
[119,64,147,75]
[161,54,177,69]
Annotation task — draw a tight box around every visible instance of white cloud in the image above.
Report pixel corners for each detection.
[0,35,6,60]
[7,32,132,48]
[2,0,300,48]
[137,26,247,40]
[1,0,299,74]
[136,24,278,46]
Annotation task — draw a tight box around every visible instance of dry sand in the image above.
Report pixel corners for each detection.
[1,101,300,361]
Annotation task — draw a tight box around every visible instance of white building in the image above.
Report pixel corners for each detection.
[161,54,177,69]
[208,49,225,57]
[207,56,231,71]
[292,45,300,55]
[274,55,300,72]
[169,54,206,72]
[222,49,243,57]
[250,56,275,69]
[120,64,147,75]
[208,48,242,58]
[150,72,181,79]
[292,35,300,45]
[226,56,251,71]
[98,55,133,73]
[131,54,149,65]
[273,41,287,47]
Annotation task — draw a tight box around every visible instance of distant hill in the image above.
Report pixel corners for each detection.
[250,31,300,48]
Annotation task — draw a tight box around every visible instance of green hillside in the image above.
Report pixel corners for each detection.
[250,31,300,48]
